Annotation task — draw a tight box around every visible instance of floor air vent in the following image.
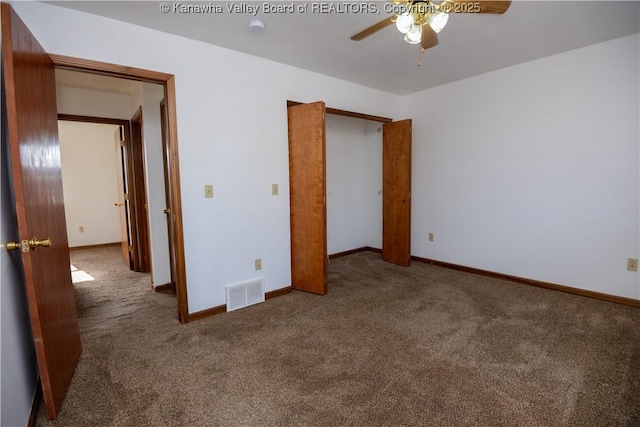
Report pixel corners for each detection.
[225,279,264,312]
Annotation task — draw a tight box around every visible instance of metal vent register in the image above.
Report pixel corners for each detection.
[225,279,264,311]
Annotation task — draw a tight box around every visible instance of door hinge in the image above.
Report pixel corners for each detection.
[124,193,130,201]
[128,245,133,252]
[120,140,125,147]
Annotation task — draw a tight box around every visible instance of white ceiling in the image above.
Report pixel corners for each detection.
[47,1,639,95]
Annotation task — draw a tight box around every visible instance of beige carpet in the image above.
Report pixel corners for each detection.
[36,246,640,426]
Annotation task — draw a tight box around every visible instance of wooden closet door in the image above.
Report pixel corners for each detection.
[382,119,412,267]
[287,102,328,294]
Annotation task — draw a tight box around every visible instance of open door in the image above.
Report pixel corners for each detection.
[114,126,133,269]
[287,101,327,295]
[1,3,82,419]
[129,107,151,273]
[382,119,412,266]
[160,99,177,293]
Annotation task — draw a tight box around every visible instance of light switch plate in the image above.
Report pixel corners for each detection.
[204,185,213,198]
[272,184,279,196]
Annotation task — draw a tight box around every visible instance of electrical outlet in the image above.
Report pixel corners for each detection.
[255,258,262,271]
[627,258,638,272]
[79,226,85,233]
[428,233,434,242]
[204,185,213,198]
[272,184,279,196]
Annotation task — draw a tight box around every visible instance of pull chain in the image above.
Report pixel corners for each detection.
[417,47,425,67]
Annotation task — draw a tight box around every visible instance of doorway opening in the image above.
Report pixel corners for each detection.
[52,55,189,324]
[287,100,412,295]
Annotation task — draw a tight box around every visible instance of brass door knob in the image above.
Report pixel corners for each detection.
[114,202,123,207]
[6,241,23,251]
[28,237,52,250]
[163,208,172,215]
[6,237,52,252]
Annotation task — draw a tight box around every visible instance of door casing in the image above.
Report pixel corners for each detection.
[51,54,189,323]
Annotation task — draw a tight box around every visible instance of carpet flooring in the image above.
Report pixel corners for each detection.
[36,246,640,426]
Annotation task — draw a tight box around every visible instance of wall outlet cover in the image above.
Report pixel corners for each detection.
[204,185,213,198]
[627,258,638,272]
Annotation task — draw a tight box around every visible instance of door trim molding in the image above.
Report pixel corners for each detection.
[287,100,393,123]
[51,54,189,323]
[58,114,128,126]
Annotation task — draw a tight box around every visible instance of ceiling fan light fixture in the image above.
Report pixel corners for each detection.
[428,12,449,33]
[395,12,414,34]
[404,24,422,44]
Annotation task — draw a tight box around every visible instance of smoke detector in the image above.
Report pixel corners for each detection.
[248,19,265,34]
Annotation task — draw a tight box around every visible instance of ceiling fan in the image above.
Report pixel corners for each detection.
[351,1,512,51]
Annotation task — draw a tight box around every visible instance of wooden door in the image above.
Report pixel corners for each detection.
[287,102,328,295]
[382,119,412,267]
[1,3,82,419]
[130,107,151,273]
[114,127,133,269]
[160,99,177,292]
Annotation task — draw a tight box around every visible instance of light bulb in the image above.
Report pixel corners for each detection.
[404,24,422,44]
[428,12,449,33]
[395,12,414,34]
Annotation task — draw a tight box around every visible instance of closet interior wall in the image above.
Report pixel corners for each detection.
[326,115,383,255]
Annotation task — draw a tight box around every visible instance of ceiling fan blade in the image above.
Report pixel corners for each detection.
[421,25,439,50]
[441,1,512,14]
[350,17,395,41]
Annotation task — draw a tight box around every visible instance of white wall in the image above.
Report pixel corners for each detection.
[403,34,640,300]
[364,122,384,250]
[59,121,122,247]
[1,101,39,426]
[13,1,400,313]
[57,86,132,120]
[12,2,637,313]
[326,115,382,254]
